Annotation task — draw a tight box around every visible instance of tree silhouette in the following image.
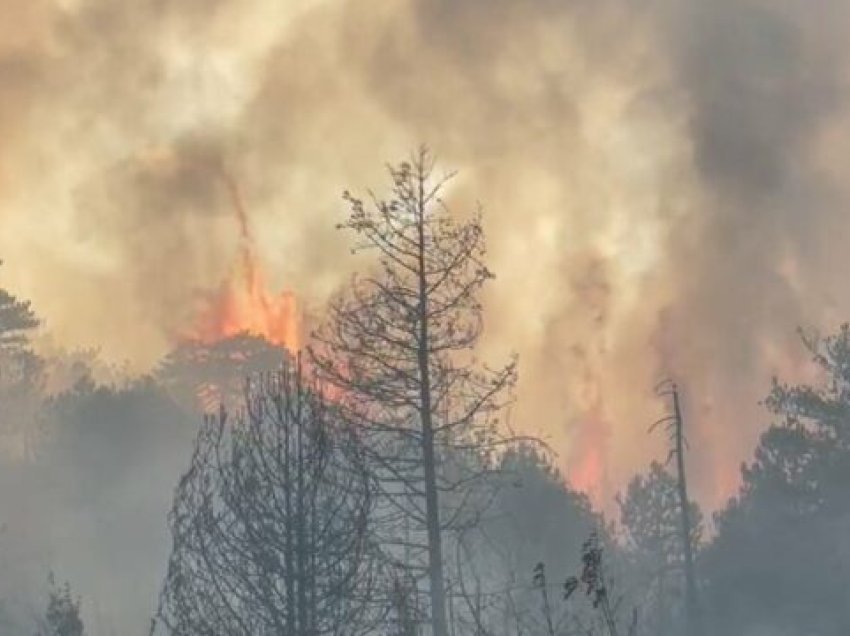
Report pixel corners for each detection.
[157,333,288,412]
[458,446,601,635]
[310,148,516,636]
[0,272,39,350]
[154,359,385,635]
[652,381,703,635]
[0,268,43,456]
[618,462,702,635]
[704,325,850,634]
[35,576,85,636]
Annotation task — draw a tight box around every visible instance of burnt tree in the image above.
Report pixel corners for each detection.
[310,148,516,636]
[153,359,384,636]
[652,381,703,636]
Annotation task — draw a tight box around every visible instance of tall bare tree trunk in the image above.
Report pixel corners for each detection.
[671,385,703,636]
[310,148,515,636]
[416,183,449,636]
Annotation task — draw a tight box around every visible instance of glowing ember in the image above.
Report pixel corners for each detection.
[191,172,300,352]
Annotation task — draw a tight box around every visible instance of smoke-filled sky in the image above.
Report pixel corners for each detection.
[2,0,850,510]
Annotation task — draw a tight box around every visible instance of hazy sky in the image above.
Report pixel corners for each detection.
[2,0,850,510]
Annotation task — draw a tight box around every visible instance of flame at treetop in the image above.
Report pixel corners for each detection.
[191,172,300,353]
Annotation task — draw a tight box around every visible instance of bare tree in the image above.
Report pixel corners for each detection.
[652,381,703,636]
[153,358,385,636]
[310,148,516,636]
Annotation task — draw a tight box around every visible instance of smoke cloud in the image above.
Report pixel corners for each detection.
[1,0,849,514]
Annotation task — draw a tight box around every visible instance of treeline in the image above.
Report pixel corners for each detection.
[0,152,849,635]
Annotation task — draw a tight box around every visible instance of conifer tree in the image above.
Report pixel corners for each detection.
[310,148,516,636]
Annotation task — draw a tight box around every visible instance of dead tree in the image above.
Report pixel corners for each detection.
[652,381,703,636]
[153,358,385,636]
[310,148,516,636]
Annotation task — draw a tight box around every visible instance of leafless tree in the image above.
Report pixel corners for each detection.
[152,358,385,636]
[310,147,516,636]
[652,381,703,636]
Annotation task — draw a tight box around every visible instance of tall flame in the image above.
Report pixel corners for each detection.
[191,172,299,352]
[568,367,611,502]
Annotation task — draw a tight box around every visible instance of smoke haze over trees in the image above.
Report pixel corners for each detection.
[2,146,849,634]
[5,0,850,508]
[0,1,849,634]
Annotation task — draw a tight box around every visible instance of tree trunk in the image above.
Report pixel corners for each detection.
[672,386,703,636]
[416,178,449,636]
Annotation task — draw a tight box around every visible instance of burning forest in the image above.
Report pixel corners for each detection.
[1,1,850,635]
[189,172,301,354]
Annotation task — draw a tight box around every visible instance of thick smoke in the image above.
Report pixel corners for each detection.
[1,0,849,513]
[656,0,850,499]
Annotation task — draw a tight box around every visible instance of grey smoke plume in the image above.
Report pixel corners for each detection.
[1,0,849,512]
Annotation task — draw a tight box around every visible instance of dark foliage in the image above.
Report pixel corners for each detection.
[35,576,84,636]
[157,333,288,412]
[154,360,385,635]
[618,462,703,635]
[704,325,850,635]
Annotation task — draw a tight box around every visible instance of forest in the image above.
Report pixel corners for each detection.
[3,0,850,634]
[0,150,848,636]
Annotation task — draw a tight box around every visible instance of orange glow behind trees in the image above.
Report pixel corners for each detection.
[190,172,300,354]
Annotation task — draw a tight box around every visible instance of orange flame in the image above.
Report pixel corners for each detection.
[191,172,300,352]
[568,368,610,503]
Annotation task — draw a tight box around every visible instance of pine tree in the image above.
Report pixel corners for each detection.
[0,281,38,350]
[0,263,43,454]
[154,359,384,636]
[618,462,702,635]
[310,147,516,636]
[36,576,85,636]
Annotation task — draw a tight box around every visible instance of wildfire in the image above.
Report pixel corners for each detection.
[568,367,610,502]
[191,172,300,352]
